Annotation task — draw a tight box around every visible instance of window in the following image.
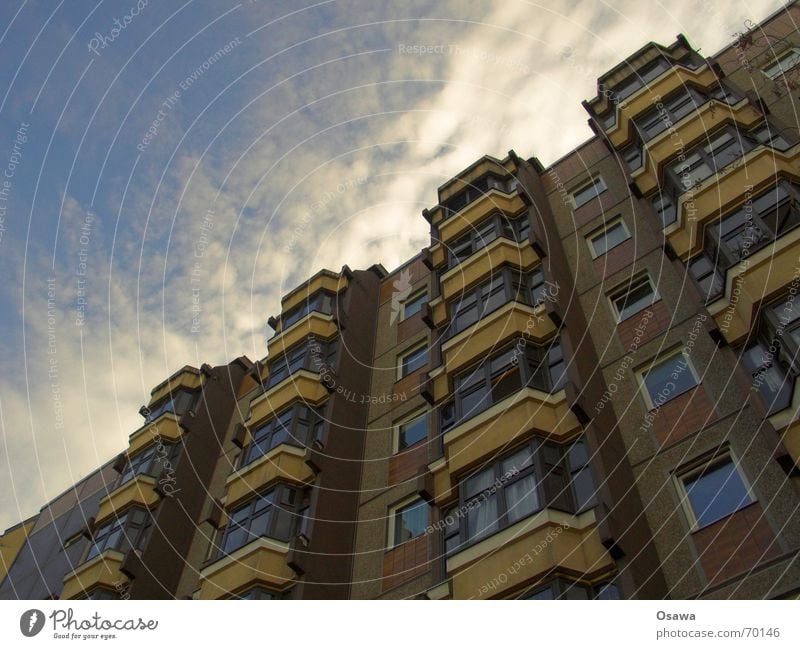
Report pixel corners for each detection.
[740,294,800,414]
[242,405,324,467]
[142,389,198,424]
[688,254,724,303]
[218,485,306,556]
[86,508,151,562]
[667,127,750,194]
[281,290,335,330]
[395,411,427,452]
[608,57,671,101]
[117,442,179,487]
[232,587,291,600]
[571,176,607,209]
[650,192,677,228]
[82,589,118,600]
[750,123,790,151]
[609,274,657,322]
[441,341,567,432]
[266,338,337,387]
[587,219,630,258]
[390,499,428,546]
[681,457,753,528]
[635,88,702,140]
[441,173,516,218]
[448,266,547,337]
[762,47,800,79]
[401,290,427,320]
[640,352,697,408]
[518,578,619,600]
[621,144,642,171]
[399,344,428,377]
[446,213,530,268]
[443,438,597,553]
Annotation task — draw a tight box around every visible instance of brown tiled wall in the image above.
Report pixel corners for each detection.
[594,237,636,279]
[382,534,429,592]
[650,386,716,447]
[616,300,670,350]
[388,442,428,485]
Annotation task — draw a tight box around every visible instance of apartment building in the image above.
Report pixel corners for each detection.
[2,1,800,600]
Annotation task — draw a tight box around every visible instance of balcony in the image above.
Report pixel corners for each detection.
[94,474,159,525]
[437,191,526,247]
[225,445,313,509]
[632,99,763,196]
[147,367,202,408]
[445,508,612,599]
[427,388,581,505]
[267,312,337,359]
[128,412,185,456]
[605,63,719,149]
[247,370,328,426]
[198,538,295,600]
[279,270,348,318]
[60,550,127,600]
[666,143,800,259]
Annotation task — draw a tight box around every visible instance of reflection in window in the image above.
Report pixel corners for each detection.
[682,459,753,528]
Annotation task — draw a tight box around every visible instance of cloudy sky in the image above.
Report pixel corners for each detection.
[0,0,786,531]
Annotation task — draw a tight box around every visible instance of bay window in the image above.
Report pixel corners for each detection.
[86,508,151,562]
[441,173,517,219]
[280,290,335,330]
[117,442,180,487]
[446,213,531,268]
[242,404,325,467]
[142,388,198,424]
[266,337,337,387]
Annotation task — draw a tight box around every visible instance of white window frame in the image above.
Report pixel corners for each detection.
[393,408,428,454]
[607,272,659,322]
[762,46,800,80]
[571,176,608,209]
[674,451,755,532]
[387,496,427,548]
[398,342,428,379]
[401,289,427,321]
[636,348,699,410]
[587,217,631,258]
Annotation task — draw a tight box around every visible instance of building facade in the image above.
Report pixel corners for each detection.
[2,2,800,600]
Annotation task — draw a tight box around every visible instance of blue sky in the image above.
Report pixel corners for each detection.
[0,0,784,530]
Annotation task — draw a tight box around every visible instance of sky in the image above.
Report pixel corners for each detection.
[0,0,787,531]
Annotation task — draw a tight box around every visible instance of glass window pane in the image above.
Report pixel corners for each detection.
[398,414,427,450]
[465,468,495,498]
[684,461,752,527]
[465,493,499,541]
[615,279,655,320]
[403,292,427,319]
[394,500,428,544]
[643,355,697,406]
[501,447,535,475]
[505,475,540,522]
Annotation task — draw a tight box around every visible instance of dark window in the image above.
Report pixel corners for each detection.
[448,267,546,337]
[266,338,337,388]
[232,587,291,600]
[443,341,567,431]
[651,192,677,228]
[441,174,516,219]
[397,412,427,451]
[635,87,704,140]
[688,253,724,303]
[117,442,180,486]
[750,123,790,151]
[281,290,335,330]
[443,438,597,553]
[610,275,657,321]
[667,127,751,194]
[242,405,324,467]
[400,345,428,377]
[518,578,619,600]
[143,389,198,424]
[608,57,671,101]
[641,353,697,407]
[683,458,753,528]
[218,486,306,556]
[572,177,607,208]
[402,291,427,320]
[588,220,630,257]
[446,213,531,268]
[392,499,428,545]
[762,47,800,79]
[86,508,151,562]
[82,589,118,600]
[621,145,642,171]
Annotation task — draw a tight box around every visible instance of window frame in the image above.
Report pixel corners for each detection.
[446,212,530,269]
[587,217,631,258]
[676,453,755,531]
[398,342,428,379]
[762,46,800,80]
[116,441,181,487]
[637,349,699,410]
[400,289,427,321]
[265,337,338,388]
[388,496,429,548]
[280,290,336,331]
[142,388,199,424]
[241,404,325,467]
[607,273,659,322]
[85,507,151,563]
[571,176,608,209]
[394,409,429,453]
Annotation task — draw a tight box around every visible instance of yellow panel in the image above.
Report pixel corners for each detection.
[446,509,613,599]
[267,312,338,358]
[607,64,719,148]
[0,520,34,583]
[440,238,539,303]
[148,369,202,406]
[709,227,800,346]
[428,388,582,504]
[198,538,295,600]
[61,550,127,600]
[280,272,348,316]
[439,193,526,246]
[247,371,328,426]
[666,144,800,259]
[95,475,160,525]
[633,101,763,196]
[437,158,513,206]
[225,445,313,508]
[128,413,185,457]
[439,302,556,378]
[429,243,446,269]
